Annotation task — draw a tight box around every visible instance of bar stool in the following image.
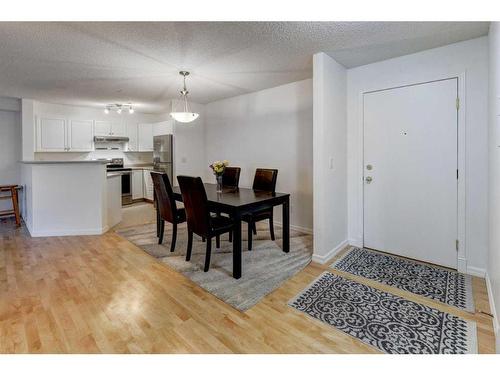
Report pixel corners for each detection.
[0,185,21,226]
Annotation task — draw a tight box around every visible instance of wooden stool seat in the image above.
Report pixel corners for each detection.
[0,185,21,226]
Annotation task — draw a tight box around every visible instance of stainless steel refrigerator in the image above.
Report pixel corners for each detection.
[153,135,174,183]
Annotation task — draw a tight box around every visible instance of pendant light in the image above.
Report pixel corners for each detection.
[170,71,199,123]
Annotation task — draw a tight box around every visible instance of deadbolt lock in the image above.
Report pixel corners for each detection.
[365,176,373,183]
[366,164,373,170]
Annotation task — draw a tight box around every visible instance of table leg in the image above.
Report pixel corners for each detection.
[233,212,242,279]
[282,197,290,253]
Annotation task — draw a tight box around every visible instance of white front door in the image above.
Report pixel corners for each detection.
[363,78,458,268]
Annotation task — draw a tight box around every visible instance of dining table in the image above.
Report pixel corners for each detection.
[171,183,290,279]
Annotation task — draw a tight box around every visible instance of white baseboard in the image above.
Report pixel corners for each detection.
[274,221,313,235]
[485,272,500,353]
[466,265,487,278]
[312,239,349,264]
[28,226,108,237]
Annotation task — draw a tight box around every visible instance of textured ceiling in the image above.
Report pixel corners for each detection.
[0,22,489,113]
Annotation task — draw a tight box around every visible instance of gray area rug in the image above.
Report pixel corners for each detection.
[289,272,477,354]
[116,222,312,311]
[331,247,474,312]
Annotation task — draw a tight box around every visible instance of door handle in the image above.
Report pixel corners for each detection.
[365,176,373,184]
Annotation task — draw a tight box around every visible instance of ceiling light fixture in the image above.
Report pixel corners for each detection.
[170,71,199,123]
[104,103,134,115]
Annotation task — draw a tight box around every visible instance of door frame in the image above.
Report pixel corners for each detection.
[357,73,466,272]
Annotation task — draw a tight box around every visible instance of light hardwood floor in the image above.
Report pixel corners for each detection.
[0,217,496,353]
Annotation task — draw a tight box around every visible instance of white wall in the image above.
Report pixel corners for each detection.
[205,79,313,231]
[313,53,348,262]
[488,22,500,352]
[347,37,489,274]
[21,99,35,161]
[0,109,21,212]
[169,99,207,184]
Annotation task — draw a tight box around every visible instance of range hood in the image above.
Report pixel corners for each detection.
[94,136,129,143]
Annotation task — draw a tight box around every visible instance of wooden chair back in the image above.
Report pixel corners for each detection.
[151,172,177,223]
[222,167,241,188]
[177,176,211,236]
[252,169,278,193]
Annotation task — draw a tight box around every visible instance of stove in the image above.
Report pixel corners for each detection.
[103,158,133,205]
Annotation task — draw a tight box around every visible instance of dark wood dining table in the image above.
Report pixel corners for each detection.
[171,183,290,279]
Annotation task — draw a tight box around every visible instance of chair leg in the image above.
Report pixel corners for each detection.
[248,221,253,251]
[204,237,212,272]
[252,222,257,235]
[216,235,220,248]
[229,231,232,243]
[156,209,160,237]
[269,215,275,241]
[186,230,193,261]
[158,219,165,244]
[11,187,20,226]
[170,222,177,252]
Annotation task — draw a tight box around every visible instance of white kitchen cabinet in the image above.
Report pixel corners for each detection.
[37,117,94,152]
[138,123,154,151]
[132,170,144,200]
[94,121,125,136]
[67,120,94,151]
[94,121,111,136]
[111,122,127,136]
[143,169,154,201]
[37,117,67,152]
[126,123,139,151]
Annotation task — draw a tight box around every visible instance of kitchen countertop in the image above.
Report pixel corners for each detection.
[20,160,108,164]
[124,164,154,170]
[106,172,123,178]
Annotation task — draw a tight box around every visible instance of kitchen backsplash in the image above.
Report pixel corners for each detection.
[35,151,153,165]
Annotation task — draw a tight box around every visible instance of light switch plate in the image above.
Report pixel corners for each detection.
[329,157,334,170]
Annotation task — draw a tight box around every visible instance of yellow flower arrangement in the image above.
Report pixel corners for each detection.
[209,160,229,176]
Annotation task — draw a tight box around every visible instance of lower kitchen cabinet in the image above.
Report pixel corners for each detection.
[131,170,144,200]
[143,170,154,201]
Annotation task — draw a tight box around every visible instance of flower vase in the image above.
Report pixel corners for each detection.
[216,175,223,193]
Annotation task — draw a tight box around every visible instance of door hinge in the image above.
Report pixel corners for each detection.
[457,169,459,180]
[456,97,460,110]
[456,239,459,251]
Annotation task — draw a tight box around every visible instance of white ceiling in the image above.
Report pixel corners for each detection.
[0,22,489,113]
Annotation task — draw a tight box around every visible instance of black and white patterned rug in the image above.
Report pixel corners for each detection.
[289,272,477,354]
[331,247,474,312]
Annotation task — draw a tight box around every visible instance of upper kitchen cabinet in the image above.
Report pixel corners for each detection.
[36,117,94,152]
[138,123,154,151]
[36,117,67,152]
[126,123,139,151]
[67,120,94,151]
[94,120,126,136]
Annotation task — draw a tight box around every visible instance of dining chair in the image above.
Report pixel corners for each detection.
[217,166,241,243]
[222,166,241,188]
[177,175,235,272]
[151,172,186,251]
[242,168,278,250]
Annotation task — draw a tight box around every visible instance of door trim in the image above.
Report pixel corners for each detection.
[357,73,466,272]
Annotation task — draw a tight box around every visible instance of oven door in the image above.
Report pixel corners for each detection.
[121,172,133,206]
